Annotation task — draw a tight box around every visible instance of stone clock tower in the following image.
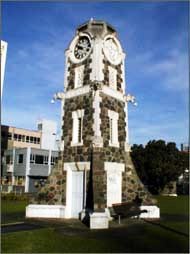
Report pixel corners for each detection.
[26,20,159,227]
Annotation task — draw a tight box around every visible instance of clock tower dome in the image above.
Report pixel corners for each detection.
[27,20,159,227]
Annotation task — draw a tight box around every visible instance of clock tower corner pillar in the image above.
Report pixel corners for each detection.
[90,39,104,82]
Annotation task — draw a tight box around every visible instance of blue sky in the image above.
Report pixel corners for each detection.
[2,1,189,147]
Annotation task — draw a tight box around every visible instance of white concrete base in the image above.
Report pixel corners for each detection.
[90,212,109,229]
[26,205,66,219]
[162,193,178,197]
[105,208,113,221]
[139,205,160,219]
[79,209,88,221]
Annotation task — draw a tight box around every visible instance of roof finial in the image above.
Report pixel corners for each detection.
[90,17,94,22]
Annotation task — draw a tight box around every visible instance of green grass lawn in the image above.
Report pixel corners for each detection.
[156,195,189,235]
[1,195,189,253]
[1,200,28,224]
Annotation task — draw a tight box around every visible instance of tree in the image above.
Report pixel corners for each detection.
[131,140,188,194]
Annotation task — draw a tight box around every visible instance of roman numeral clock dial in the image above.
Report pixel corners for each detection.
[74,36,91,60]
[103,36,122,65]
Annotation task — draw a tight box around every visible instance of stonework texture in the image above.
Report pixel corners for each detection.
[103,59,123,93]
[63,93,94,162]
[32,153,67,205]
[100,93,126,163]
[122,152,155,205]
[66,58,92,91]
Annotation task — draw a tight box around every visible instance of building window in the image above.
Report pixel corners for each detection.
[26,136,30,143]
[75,65,84,88]
[30,136,34,143]
[14,134,18,141]
[110,118,113,144]
[38,123,43,131]
[17,154,23,164]
[35,155,44,164]
[37,138,40,144]
[12,133,27,142]
[30,154,35,163]
[43,156,48,165]
[51,156,58,165]
[6,155,13,164]
[18,134,22,141]
[108,110,119,147]
[21,135,25,142]
[8,132,12,140]
[71,109,84,146]
[78,118,82,143]
[108,66,117,90]
[30,154,54,165]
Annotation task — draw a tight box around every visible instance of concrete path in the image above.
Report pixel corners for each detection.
[2,222,44,234]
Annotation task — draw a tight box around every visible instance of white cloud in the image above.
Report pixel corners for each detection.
[2,102,61,133]
[130,118,188,146]
[146,49,188,92]
[128,47,188,93]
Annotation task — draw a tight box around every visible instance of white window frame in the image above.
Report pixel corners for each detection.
[108,66,117,90]
[30,154,35,164]
[74,65,84,89]
[108,110,119,148]
[43,155,48,165]
[71,109,84,146]
[50,156,57,165]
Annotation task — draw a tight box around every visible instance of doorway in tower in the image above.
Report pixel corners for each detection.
[71,171,84,218]
[64,162,90,218]
[105,162,125,207]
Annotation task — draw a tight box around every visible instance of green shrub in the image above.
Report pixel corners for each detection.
[1,193,30,201]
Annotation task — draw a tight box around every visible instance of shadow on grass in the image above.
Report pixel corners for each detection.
[1,212,26,225]
[2,222,44,234]
[161,213,189,221]
[143,219,189,238]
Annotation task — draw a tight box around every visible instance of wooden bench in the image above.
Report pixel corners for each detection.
[109,201,148,223]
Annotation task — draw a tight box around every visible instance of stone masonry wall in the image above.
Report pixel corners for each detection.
[100,93,126,163]
[122,152,156,205]
[32,153,67,205]
[91,93,127,209]
[103,58,123,93]
[63,94,94,162]
[91,149,107,210]
[66,57,92,91]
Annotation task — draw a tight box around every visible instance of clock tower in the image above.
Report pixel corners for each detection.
[26,20,160,228]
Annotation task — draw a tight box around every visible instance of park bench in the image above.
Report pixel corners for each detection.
[109,201,148,223]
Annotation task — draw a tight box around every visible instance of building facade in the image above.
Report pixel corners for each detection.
[1,119,59,193]
[1,119,58,153]
[2,147,58,193]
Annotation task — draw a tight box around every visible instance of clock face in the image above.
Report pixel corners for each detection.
[103,37,122,65]
[74,36,91,60]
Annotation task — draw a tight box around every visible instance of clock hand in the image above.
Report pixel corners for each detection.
[77,45,83,50]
